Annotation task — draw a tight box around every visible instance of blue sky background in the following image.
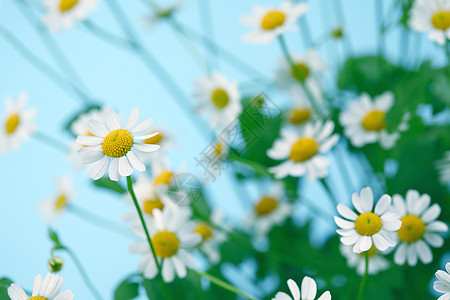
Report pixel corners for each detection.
[0,0,448,298]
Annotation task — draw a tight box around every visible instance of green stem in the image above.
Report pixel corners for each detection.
[190,269,257,300]
[376,0,385,56]
[334,141,356,195]
[357,251,369,300]
[33,131,69,153]
[334,0,353,55]
[197,0,217,73]
[319,179,339,208]
[126,176,171,300]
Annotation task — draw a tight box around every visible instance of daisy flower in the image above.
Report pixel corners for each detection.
[39,177,74,223]
[267,120,339,180]
[142,0,184,30]
[339,92,409,150]
[194,211,228,264]
[129,205,201,282]
[436,151,450,186]
[285,93,315,128]
[409,0,450,45]
[42,0,100,33]
[244,182,292,238]
[241,2,309,44]
[391,190,448,266]
[8,273,73,300]
[0,92,36,154]
[340,244,389,275]
[276,50,327,107]
[193,71,242,132]
[434,262,450,300]
[76,108,160,181]
[136,126,176,164]
[335,187,401,254]
[273,276,331,300]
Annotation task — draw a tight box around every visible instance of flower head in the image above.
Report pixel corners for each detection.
[340,244,389,275]
[42,0,100,32]
[335,187,401,253]
[436,151,450,186]
[195,210,228,264]
[273,276,331,300]
[39,176,74,223]
[8,273,73,300]
[409,0,450,45]
[391,190,448,266]
[76,108,160,181]
[434,262,450,300]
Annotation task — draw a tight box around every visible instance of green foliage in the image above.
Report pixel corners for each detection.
[114,274,140,300]
[142,272,202,300]
[0,278,13,299]
[92,177,127,194]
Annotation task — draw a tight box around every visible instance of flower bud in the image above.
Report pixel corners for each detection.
[48,256,64,272]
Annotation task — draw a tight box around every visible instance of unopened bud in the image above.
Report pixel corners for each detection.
[48,256,64,272]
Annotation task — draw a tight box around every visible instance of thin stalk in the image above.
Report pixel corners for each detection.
[334,0,353,56]
[197,0,217,73]
[334,141,356,195]
[357,251,369,300]
[82,20,131,48]
[33,131,69,153]
[126,176,171,300]
[376,0,385,56]
[190,269,257,300]
[319,179,339,208]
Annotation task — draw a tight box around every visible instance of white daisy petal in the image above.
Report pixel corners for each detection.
[301,277,317,300]
[287,279,300,300]
[125,108,140,130]
[337,204,358,220]
[421,204,441,223]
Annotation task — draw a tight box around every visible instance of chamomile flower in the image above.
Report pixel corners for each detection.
[142,0,184,30]
[150,156,182,188]
[241,2,309,44]
[244,182,292,239]
[193,71,242,132]
[391,190,448,266]
[42,0,99,32]
[340,244,389,275]
[202,139,230,184]
[436,151,450,186]
[339,92,409,150]
[39,177,74,223]
[8,273,73,300]
[0,92,36,154]
[136,126,176,164]
[267,121,339,180]
[129,206,201,282]
[335,187,401,254]
[76,108,160,181]
[285,93,315,128]
[194,211,228,264]
[409,0,450,45]
[434,262,450,300]
[273,276,331,300]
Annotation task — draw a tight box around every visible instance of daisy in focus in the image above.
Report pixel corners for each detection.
[42,0,100,32]
[193,71,242,132]
[241,1,308,44]
[409,0,450,45]
[39,177,74,223]
[129,205,201,282]
[335,186,401,254]
[339,92,409,150]
[391,190,448,266]
[194,211,228,264]
[340,244,389,275]
[0,92,36,154]
[244,182,292,239]
[8,273,73,300]
[436,151,450,186]
[434,262,450,300]
[76,108,160,181]
[273,276,331,300]
[267,121,339,180]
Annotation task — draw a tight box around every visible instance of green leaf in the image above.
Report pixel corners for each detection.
[143,271,202,300]
[92,177,127,194]
[0,278,13,299]
[114,274,140,300]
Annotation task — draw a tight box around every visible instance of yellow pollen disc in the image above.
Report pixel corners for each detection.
[291,63,310,81]
[254,196,278,216]
[431,11,450,30]
[59,0,79,12]
[29,297,48,300]
[211,88,229,109]
[332,27,344,39]
[102,129,133,158]
[361,110,387,131]
[54,194,67,211]
[355,212,382,236]
[5,113,20,135]
[359,244,377,257]
[144,131,163,145]
[143,198,164,215]
[289,137,319,162]
[288,108,311,125]
[194,223,213,241]
[261,10,286,30]
[152,230,180,258]
[214,142,223,156]
[153,170,174,186]
[397,214,426,243]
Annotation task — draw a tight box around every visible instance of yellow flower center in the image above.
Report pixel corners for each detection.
[29,297,48,300]
[361,110,387,131]
[288,108,311,125]
[143,198,164,215]
[144,131,163,145]
[261,10,286,30]
[59,0,79,12]
[211,88,229,109]
[431,11,450,30]
[291,63,310,82]
[289,137,319,162]
[397,214,426,243]
[152,230,180,258]
[153,170,174,186]
[5,113,20,135]
[54,194,67,211]
[254,196,278,216]
[102,129,134,158]
[354,212,382,236]
[332,27,344,39]
[358,244,378,257]
[214,142,224,156]
[194,223,213,241]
